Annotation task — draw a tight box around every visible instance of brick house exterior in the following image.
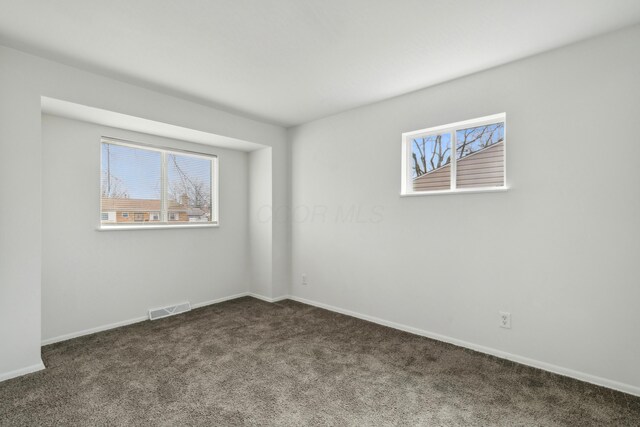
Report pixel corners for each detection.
[101,197,210,223]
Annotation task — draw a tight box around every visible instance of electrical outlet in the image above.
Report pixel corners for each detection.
[499,311,511,329]
[301,274,308,286]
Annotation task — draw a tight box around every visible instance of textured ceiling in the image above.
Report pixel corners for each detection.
[1,0,639,126]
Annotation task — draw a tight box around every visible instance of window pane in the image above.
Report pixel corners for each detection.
[455,122,504,189]
[411,133,451,192]
[100,143,161,223]
[167,153,212,223]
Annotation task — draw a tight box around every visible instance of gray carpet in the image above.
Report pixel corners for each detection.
[1,297,638,426]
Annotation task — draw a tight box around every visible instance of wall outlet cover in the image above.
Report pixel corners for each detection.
[499,311,511,329]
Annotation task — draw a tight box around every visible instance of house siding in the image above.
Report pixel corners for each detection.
[456,141,504,188]
[413,163,451,192]
[101,198,192,222]
[412,141,504,191]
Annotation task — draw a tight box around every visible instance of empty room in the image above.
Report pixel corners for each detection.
[1,1,639,425]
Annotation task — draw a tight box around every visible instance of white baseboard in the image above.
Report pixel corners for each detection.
[36,291,638,396]
[41,315,148,346]
[191,292,250,309]
[0,360,45,383]
[248,293,289,303]
[288,295,640,397]
[42,291,251,346]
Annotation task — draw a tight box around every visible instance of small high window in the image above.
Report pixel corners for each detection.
[401,113,506,195]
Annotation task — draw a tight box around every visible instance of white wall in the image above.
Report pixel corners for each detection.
[2,20,638,396]
[0,48,43,379]
[249,148,273,297]
[0,45,288,380]
[41,115,249,342]
[289,25,640,393]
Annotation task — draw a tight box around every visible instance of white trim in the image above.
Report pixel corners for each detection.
[451,129,457,190]
[248,293,289,303]
[0,360,46,383]
[97,223,219,231]
[34,292,639,395]
[287,295,640,397]
[42,292,250,346]
[190,292,250,309]
[400,186,509,197]
[212,155,220,225]
[161,150,168,222]
[41,315,148,346]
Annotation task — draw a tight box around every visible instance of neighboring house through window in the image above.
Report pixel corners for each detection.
[401,113,506,195]
[100,138,218,227]
[100,212,116,222]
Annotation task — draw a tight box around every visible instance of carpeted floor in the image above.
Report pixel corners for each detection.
[1,297,638,426]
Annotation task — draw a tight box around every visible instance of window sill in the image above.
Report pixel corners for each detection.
[97,223,219,231]
[400,186,509,197]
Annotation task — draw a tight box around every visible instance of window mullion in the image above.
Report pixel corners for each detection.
[161,151,168,222]
[451,130,457,190]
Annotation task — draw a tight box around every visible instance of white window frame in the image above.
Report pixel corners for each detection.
[401,113,507,196]
[99,137,219,230]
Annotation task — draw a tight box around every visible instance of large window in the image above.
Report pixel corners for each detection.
[401,113,506,195]
[100,138,218,228]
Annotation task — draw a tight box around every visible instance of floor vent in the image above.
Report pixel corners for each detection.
[149,302,191,321]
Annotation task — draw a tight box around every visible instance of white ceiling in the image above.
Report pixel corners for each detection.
[2,1,640,127]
